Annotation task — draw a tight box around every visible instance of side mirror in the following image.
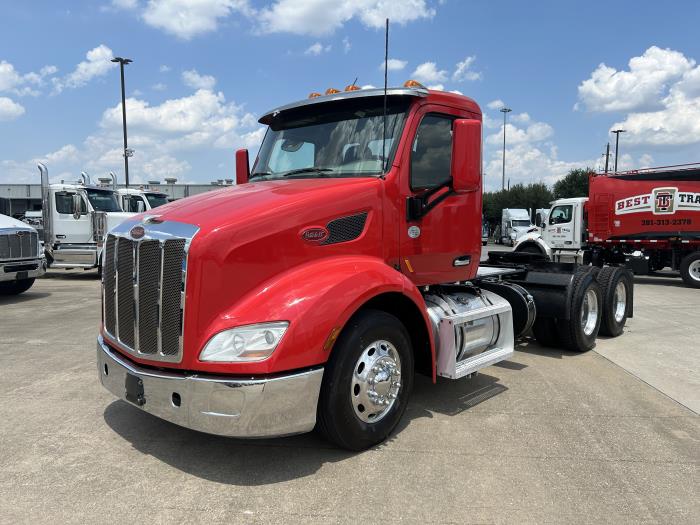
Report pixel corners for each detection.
[535,214,543,228]
[451,119,482,193]
[72,194,82,220]
[236,149,250,185]
[137,200,146,213]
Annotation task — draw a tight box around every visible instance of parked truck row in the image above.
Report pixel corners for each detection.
[95,83,635,450]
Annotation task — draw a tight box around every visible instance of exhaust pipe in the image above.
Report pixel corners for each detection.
[80,171,92,186]
[108,171,117,190]
[37,163,53,248]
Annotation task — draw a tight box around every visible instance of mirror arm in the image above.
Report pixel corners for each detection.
[406,179,454,221]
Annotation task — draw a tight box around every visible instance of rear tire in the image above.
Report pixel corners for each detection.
[0,278,35,295]
[317,309,414,450]
[557,271,603,352]
[532,317,560,347]
[597,267,633,337]
[680,252,700,289]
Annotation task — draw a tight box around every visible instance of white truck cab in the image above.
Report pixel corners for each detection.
[38,164,137,271]
[515,197,588,262]
[500,208,534,246]
[117,187,169,212]
[0,214,46,294]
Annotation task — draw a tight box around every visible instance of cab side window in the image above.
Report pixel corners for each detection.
[549,205,573,225]
[411,114,453,190]
[55,193,86,215]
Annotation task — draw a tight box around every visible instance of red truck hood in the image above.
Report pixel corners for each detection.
[151,177,379,231]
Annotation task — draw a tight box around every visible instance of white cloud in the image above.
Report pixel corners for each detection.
[258,0,435,37]
[111,0,138,8]
[383,58,407,72]
[52,44,117,93]
[487,99,505,110]
[511,112,531,124]
[152,82,167,91]
[0,60,57,97]
[142,0,252,40]
[342,37,351,53]
[411,62,447,84]
[304,42,331,56]
[182,69,216,90]
[485,122,553,147]
[452,55,481,82]
[577,46,693,112]
[0,97,25,121]
[159,64,171,73]
[578,46,700,147]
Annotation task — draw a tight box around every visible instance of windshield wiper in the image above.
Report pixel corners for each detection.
[282,167,334,177]
[249,170,273,179]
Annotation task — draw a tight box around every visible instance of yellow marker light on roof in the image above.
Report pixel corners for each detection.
[404,79,426,89]
[308,92,322,98]
[325,88,341,95]
[344,84,360,92]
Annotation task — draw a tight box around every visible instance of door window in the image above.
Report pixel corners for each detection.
[549,205,573,225]
[410,114,453,190]
[55,192,86,215]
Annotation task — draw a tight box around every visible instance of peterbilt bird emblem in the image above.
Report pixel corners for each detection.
[15,230,27,237]
[301,227,329,243]
[130,225,145,239]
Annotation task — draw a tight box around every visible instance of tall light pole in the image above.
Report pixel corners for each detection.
[111,57,133,187]
[500,107,512,190]
[611,129,625,173]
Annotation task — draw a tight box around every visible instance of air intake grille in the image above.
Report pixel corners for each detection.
[0,230,39,261]
[322,212,368,245]
[103,232,187,362]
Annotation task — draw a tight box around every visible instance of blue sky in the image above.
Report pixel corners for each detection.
[1,0,700,190]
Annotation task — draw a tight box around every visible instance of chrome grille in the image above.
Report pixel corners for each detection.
[103,224,192,363]
[0,230,39,261]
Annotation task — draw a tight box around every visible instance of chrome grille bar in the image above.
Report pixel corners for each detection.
[103,235,117,336]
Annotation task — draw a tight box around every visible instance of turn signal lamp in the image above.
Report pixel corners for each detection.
[404,79,426,89]
[344,84,360,92]
[308,92,321,98]
[325,88,341,95]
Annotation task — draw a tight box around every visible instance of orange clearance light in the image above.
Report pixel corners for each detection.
[308,92,322,98]
[344,84,360,92]
[404,79,426,89]
[325,87,341,95]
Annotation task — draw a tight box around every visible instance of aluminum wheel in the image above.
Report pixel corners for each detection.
[613,280,627,323]
[580,288,599,336]
[689,259,700,283]
[351,340,402,423]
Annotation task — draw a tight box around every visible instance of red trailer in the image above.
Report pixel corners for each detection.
[588,165,700,287]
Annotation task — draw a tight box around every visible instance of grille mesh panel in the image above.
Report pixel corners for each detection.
[116,238,135,348]
[160,239,186,355]
[137,240,161,355]
[322,212,368,245]
[0,231,38,260]
[103,235,116,335]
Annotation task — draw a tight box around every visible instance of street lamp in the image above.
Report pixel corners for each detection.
[500,107,512,190]
[111,57,133,187]
[611,129,626,173]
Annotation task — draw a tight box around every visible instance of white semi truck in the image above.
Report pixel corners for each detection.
[38,164,137,272]
[499,208,534,246]
[117,187,169,212]
[0,214,46,295]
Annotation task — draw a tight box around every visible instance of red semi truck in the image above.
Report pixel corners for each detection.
[515,165,700,288]
[95,84,634,450]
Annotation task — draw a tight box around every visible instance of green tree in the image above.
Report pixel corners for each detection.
[552,168,593,199]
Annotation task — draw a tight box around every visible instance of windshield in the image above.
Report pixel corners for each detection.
[512,220,531,227]
[86,189,121,212]
[145,193,169,208]
[252,98,410,180]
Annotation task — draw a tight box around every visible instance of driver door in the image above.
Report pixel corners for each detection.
[53,191,91,244]
[399,106,481,286]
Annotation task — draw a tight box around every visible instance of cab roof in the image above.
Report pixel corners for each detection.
[259,87,481,124]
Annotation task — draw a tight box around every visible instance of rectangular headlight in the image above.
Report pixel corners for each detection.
[199,322,289,362]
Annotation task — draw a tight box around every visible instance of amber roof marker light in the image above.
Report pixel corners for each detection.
[403,79,426,89]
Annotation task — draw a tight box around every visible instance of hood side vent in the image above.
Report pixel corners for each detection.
[322,212,368,245]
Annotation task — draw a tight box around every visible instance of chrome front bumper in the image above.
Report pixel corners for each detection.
[0,258,46,282]
[97,336,324,438]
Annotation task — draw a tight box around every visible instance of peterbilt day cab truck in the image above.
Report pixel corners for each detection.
[515,166,700,288]
[37,165,137,272]
[117,187,170,212]
[97,84,634,450]
[498,208,533,246]
[0,214,46,295]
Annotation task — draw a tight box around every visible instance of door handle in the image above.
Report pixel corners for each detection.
[453,255,471,267]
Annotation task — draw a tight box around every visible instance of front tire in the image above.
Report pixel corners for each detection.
[317,309,414,450]
[0,278,35,295]
[680,252,700,289]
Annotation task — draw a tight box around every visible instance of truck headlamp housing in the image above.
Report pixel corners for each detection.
[199,322,289,362]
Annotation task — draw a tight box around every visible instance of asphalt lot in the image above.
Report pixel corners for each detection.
[1,260,699,524]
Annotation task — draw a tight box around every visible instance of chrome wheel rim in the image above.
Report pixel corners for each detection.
[351,340,402,423]
[689,260,700,283]
[613,280,627,323]
[580,288,599,336]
